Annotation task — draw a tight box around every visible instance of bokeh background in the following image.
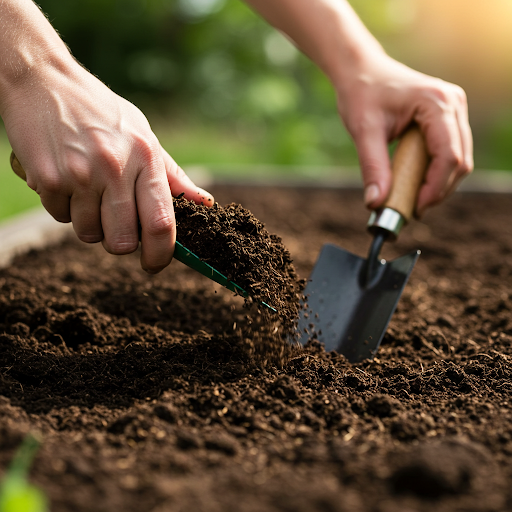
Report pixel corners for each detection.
[1,0,511,219]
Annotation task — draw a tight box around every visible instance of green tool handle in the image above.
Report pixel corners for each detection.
[173,243,275,311]
[173,242,246,297]
[10,152,276,311]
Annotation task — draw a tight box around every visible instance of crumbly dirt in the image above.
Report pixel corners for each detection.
[173,196,304,330]
[0,185,511,512]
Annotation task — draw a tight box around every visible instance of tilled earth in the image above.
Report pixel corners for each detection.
[0,185,511,512]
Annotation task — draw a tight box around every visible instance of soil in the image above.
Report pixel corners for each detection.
[0,184,511,512]
[173,196,303,329]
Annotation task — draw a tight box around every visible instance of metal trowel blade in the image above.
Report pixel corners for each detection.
[296,243,420,363]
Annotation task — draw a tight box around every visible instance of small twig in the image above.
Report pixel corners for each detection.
[475,353,493,359]
[421,336,443,357]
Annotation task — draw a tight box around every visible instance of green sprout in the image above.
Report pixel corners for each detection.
[0,434,48,512]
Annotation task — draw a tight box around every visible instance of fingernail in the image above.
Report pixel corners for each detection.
[364,184,380,206]
[142,266,161,275]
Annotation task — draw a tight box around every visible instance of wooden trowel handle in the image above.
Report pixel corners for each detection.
[384,124,429,222]
[10,152,27,182]
[367,124,429,240]
[12,134,428,226]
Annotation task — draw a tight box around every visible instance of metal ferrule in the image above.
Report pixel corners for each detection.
[367,207,405,240]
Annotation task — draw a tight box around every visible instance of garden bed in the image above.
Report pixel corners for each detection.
[0,184,511,512]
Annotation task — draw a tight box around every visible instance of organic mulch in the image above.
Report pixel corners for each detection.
[0,185,511,512]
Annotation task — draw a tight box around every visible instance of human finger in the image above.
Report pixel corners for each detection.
[136,158,176,274]
[161,148,214,206]
[100,162,140,257]
[39,191,72,223]
[455,87,474,176]
[442,90,474,198]
[70,191,104,243]
[352,122,392,209]
[22,164,72,223]
[415,110,464,216]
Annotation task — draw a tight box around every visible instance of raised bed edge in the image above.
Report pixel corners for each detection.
[1,167,511,267]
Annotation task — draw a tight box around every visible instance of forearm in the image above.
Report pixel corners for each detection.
[243,0,385,88]
[246,0,472,215]
[0,0,73,113]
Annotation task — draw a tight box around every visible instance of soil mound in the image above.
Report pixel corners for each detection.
[0,185,511,512]
[174,196,304,325]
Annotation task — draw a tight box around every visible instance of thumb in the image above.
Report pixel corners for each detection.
[161,147,214,206]
[353,126,392,210]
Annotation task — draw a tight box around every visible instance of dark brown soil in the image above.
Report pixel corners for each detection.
[0,184,512,512]
[173,196,303,328]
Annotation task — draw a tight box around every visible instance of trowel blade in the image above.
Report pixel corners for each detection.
[296,243,420,363]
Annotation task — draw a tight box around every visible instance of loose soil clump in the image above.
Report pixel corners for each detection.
[173,196,303,326]
[0,185,512,512]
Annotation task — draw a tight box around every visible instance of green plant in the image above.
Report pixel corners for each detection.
[0,435,47,512]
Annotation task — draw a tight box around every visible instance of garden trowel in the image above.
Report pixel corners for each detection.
[297,125,428,362]
[9,152,276,312]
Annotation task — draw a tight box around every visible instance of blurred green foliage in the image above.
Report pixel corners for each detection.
[0,435,47,512]
[1,0,511,221]
[36,0,357,166]
[476,110,512,170]
[1,0,510,221]
[28,0,512,172]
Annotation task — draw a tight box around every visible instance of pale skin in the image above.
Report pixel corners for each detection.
[245,0,473,216]
[0,0,214,275]
[0,0,473,273]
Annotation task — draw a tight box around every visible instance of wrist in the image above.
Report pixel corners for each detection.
[0,43,76,117]
[324,35,388,99]
[0,0,76,116]
[296,1,389,102]
[246,0,387,96]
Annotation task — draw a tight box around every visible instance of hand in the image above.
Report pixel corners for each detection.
[336,54,473,217]
[1,57,213,274]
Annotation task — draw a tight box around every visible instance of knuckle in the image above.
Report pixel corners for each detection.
[444,147,464,169]
[94,141,125,179]
[39,171,63,194]
[350,115,380,139]
[457,160,473,178]
[426,87,448,105]
[105,235,139,255]
[358,151,383,178]
[77,233,103,244]
[64,154,93,188]
[452,84,468,103]
[465,162,474,175]
[170,162,187,180]
[134,135,160,165]
[361,158,382,176]
[26,177,38,192]
[424,83,454,111]
[145,210,175,238]
[426,82,468,112]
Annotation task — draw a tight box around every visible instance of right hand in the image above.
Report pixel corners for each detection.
[335,56,473,219]
[1,57,213,274]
